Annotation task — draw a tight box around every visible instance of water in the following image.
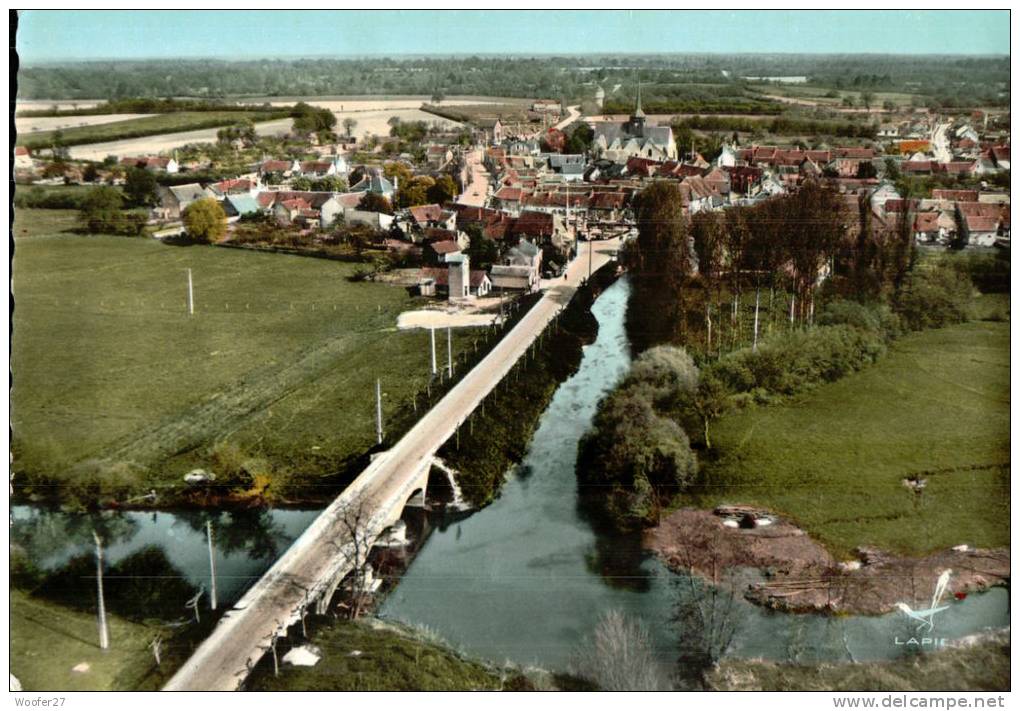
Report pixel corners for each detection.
[10,506,321,607]
[379,276,1009,671]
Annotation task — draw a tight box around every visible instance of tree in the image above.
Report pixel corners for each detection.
[292,102,337,135]
[625,182,692,349]
[325,495,378,619]
[358,192,392,215]
[397,176,434,208]
[290,176,313,191]
[82,162,99,183]
[861,90,875,111]
[124,167,158,207]
[426,174,458,205]
[571,610,665,690]
[431,90,445,105]
[882,99,896,112]
[312,175,348,192]
[342,117,358,137]
[78,185,124,233]
[182,198,227,244]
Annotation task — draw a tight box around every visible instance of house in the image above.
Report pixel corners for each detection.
[157,183,216,220]
[259,159,301,178]
[13,146,34,170]
[401,203,457,236]
[912,212,942,243]
[592,86,677,163]
[547,154,586,181]
[932,189,979,203]
[490,239,542,292]
[990,145,1010,171]
[426,239,463,264]
[715,143,737,168]
[425,145,454,169]
[223,193,262,218]
[588,191,630,222]
[419,255,491,299]
[209,178,258,197]
[349,170,396,200]
[299,160,339,178]
[961,214,1000,247]
[531,100,562,114]
[475,118,504,146]
[120,155,179,173]
[511,210,570,254]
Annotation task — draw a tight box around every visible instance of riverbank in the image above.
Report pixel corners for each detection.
[709,629,1010,691]
[646,506,1010,615]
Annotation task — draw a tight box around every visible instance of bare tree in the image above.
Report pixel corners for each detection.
[324,494,379,619]
[571,609,666,690]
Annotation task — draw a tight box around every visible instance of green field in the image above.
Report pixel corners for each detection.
[17,110,285,149]
[691,319,1010,558]
[12,209,474,503]
[10,590,160,691]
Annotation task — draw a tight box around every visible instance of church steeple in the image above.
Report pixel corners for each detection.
[633,81,645,119]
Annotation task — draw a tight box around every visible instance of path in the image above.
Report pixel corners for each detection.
[455,147,491,207]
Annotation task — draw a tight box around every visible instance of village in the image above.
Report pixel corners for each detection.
[14,85,1010,323]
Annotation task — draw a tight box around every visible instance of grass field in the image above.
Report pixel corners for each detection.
[16,110,285,149]
[12,209,474,502]
[10,590,159,691]
[690,319,1010,558]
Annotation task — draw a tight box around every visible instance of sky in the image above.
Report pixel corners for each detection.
[15,10,1010,63]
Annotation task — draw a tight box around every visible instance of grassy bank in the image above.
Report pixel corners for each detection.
[689,318,1009,558]
[710,633,1010,691]
[12,209,475,506]
[247,619,505,691]
[17,110,287,149]
[10,590,160,691]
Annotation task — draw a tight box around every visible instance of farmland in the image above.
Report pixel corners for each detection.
[11,209,476,505]
[689,318,1010,558]
[16,110,288,150]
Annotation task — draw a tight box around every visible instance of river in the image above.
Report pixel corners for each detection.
[378,276,1009,672]
[9,276,1008,675]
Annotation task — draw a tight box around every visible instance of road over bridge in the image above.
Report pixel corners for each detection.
[164,237,621,690]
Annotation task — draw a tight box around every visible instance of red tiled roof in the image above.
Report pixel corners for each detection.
[429,240,461,254]
[494,186,524,201]
[262,160,293,173]
[409,204,444,225]
[913,212,940,232]
[885,199,921,213]
[936,161,975,175]
[991,145,1010,162]
[965,214,999,232]
[301,161,333,173]
[901,161,933,173]
[420,267,490,288]
[15,146,29,156]
[591,192,628,210]
[957,202,1001,218]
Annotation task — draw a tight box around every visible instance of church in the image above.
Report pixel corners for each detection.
[591,86,677,163]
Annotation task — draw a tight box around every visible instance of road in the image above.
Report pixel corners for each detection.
[455,147,491,207]
[163,237,620,691]
[931,120,951,163]
[553,105,582,131]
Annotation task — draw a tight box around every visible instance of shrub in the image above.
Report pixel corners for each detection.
[894,265,975,331]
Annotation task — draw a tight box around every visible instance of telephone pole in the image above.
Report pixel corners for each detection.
[447,327,453,377]
[93,531,109,650]
[429,328,437,375]
[206,520,217,611]
[187,268,194,316]
[376,378,383,445]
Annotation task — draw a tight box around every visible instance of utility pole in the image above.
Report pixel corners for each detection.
[447,327,453,378]
[429,328,437,375]
[587,236,593,281]
[752,288,761,352]
[93,531,109,650]
[375,378,383,445]
[206,520,217,611]
[187,268,194,315]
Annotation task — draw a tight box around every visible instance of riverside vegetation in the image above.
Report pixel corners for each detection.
[577,181,1009,556]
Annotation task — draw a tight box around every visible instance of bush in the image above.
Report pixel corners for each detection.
[817,299,902,341]
[709,324,886,397]
[894,266,975,331]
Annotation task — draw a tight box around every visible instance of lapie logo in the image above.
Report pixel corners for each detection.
[893,569,953,647]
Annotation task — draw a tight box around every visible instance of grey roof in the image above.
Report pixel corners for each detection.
[225,194,260,216]
[594,122,672,148]
[350,173,395,194]
[547,153,586,169]
[169,183,211,204]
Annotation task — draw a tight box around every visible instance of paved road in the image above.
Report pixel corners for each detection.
[164,237,620,691]
[455,147,491,207]
[554,105,582,131]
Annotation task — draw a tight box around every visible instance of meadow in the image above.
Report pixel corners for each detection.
[690,317,1010,558]
[12,209,474,503]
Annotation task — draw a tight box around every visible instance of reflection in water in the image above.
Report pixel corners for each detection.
[379,276,1009,672]
[10,506,321,609]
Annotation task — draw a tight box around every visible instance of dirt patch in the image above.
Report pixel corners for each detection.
[645,507,1009,615]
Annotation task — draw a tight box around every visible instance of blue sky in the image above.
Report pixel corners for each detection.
[16,10,1010,62]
